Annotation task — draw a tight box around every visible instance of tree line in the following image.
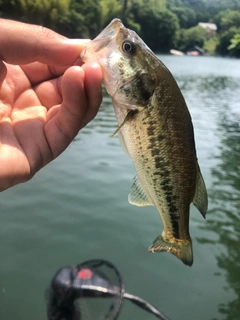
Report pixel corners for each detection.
[0,0,240,57]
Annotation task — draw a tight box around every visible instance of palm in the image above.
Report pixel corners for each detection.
[0,62,102,190]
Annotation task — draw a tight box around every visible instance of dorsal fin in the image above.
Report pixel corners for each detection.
[192,164,208,218]
[128,176,153,206]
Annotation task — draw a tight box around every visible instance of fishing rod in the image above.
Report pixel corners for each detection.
[47,259,171,320]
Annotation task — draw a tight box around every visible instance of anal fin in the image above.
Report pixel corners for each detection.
[128,176,153,206]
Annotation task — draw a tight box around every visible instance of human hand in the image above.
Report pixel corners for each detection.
[0,19,103,191]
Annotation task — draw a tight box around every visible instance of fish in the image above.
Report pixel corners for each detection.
[81,19,208,266]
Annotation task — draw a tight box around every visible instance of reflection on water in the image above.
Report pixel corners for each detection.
[178,76,240,100]
[197,108,240,320]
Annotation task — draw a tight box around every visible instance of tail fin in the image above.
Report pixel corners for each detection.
[148,235,193,267]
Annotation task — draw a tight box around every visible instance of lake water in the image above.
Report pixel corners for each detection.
[0,55,240,320]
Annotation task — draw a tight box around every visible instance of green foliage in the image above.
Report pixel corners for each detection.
[213,9,240,32]
[143,9,179,52]
[127,1,179,52]
[207,9,240,56]
[203,36,219,55]
[55,0,102,38]
[228,34,240,57]
[177,26,206,52]
[0,0,240,56]
[167,0,209,22]
[216,27,240,56]
[0,0,71,27]
[171,7,196,28]
[99,0,121,28]
[211,9,240,56]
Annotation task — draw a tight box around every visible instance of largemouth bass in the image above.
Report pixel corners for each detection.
[81,19,208,266]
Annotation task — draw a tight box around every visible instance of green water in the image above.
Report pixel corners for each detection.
[0,55,239,320]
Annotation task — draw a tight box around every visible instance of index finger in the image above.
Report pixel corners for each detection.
[0,19,90,66]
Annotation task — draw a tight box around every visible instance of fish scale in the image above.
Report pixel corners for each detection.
[81,18,208,266]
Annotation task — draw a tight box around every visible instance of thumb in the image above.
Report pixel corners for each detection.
[0,19,90,67]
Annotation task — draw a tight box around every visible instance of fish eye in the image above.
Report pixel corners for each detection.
[122,40,136,55]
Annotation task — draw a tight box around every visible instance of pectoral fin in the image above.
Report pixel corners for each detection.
[128,176,153,206]
[192,164,208,218]
[111,110,138,137]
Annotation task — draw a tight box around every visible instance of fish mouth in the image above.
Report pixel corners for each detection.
[94,19,123,51]
[81,19,124,62]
